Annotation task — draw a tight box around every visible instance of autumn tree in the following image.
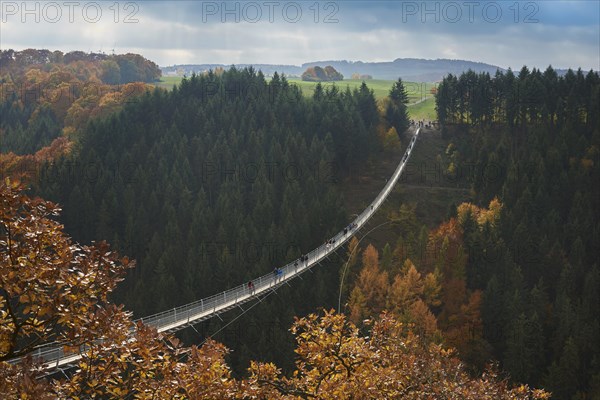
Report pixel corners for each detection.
[347,245,388,323]
[100,59,121,84]
[386,259,442,337]
[0,181,241,398]
[381,127,401,151]
[301,65,343,82]
[0,179,134,362]
[248,309,549,399]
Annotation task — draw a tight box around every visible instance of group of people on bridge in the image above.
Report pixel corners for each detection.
[410,119,435,129]
[244,220,362,296]
[296,254,308,267]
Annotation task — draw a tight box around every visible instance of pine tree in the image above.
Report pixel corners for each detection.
[385,78,410,136]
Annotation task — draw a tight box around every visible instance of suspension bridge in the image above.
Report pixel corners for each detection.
[11,127,421,371]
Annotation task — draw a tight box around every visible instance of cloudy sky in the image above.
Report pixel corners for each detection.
[1,1,599,70]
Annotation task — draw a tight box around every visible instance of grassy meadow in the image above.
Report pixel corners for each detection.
[154,75,437,120]
[286,78,436,103]
[407,97,436,121]
[153,76,183,89]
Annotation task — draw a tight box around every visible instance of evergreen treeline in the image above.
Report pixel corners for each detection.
[436,66,599,131]
[0,100,62,154]
[436,67,600,398]
[34,67,380,372]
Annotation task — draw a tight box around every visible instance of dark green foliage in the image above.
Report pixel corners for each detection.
[34,67,379,373]
[385,78,410,136]
[0,100,61,154]
[441,67,600,398]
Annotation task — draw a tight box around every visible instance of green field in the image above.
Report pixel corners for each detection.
[288,79,437,121]
[287,78,394,99]
[407,97,436,121]
[156,76,434,100]
[153,76,183,89]
[154,76,437,120]
[286,78,435,103]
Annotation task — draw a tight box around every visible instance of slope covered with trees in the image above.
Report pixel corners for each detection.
[0,183,548,398]
[33,67,381,371]
[0,49,161,85]
[343,198,499,370]
[433,67,600,398]
[0,49,158,178]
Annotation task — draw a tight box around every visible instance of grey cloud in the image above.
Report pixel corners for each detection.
[1,0,597,70]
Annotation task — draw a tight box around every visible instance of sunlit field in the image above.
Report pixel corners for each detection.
[155,76,437,104]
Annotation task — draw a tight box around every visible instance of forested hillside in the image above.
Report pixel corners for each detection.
[0,49,161,84]
[0,49,159,176]
[162,57,503,81]
[34,67,381,371]
[5,57,598,397]
[433,67,600,398]
[0,181,547,398]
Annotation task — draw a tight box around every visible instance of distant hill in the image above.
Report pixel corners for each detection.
[161,58,505,81]
[302,59,504,81]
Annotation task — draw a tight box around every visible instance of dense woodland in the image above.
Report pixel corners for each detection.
[0,49,161,85]
[0,181,549,398]
[0,49,158,180]
[433,67,600,398]
[1,53,598,398]
[33,68,382,372]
